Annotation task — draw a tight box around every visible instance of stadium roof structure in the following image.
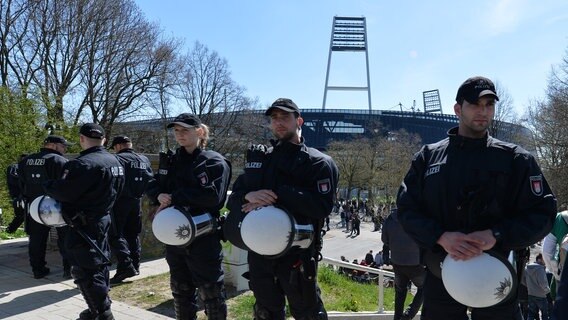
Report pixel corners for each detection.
[122,108,529,152]
[301,108,458,149]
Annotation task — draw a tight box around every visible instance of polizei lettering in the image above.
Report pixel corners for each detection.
[26,158,45,166]
[130,162,148,169]
[424,165,440,177]
[245,162,262,169]
[111,166,124,176]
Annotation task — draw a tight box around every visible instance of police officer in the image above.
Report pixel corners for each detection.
[147,113,231,320]
[396,76,557,319]
[18,136,71,279]
[44,123,125,320]
[226,98,339,320]
[5,154,27,233]
[108,135,153,284]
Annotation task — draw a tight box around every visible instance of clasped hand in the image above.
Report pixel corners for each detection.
[242,189,277,213]
[437,230,496,261]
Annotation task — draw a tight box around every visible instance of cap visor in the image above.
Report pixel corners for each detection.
[167,121,195,129]
[265,106,297,115]
[478,90,499,101]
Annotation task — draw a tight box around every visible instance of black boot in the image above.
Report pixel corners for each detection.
[76,279,113,320]
[78,308,114,320]
[109,264,137,284]
[33,267,50,279]
[173,297,197,320]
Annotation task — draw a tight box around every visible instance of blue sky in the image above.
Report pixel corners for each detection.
[136,0,568,116]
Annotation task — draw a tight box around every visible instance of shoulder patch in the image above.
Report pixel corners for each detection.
[317,178,331,194]
[529,175,543,196]
[197,172,209,186]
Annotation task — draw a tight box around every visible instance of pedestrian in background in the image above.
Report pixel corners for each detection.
[382,208,425,320]
[523,253,550,320]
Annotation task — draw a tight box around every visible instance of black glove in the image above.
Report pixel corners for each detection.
[62,211,87,228]
[217,215,227,242]
[244,144,267,189]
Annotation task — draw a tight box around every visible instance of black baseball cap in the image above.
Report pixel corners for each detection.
[79,123,105,139]
[44,135,73,146]
[109,135,132,148]
[167,113,202,128]
[265,98,301,116]
[455,76,499,104]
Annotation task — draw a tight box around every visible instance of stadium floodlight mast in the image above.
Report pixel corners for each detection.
[322,16,372,112]
[423,89,443,114]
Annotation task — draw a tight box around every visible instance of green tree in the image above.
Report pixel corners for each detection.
[0,87,43,225]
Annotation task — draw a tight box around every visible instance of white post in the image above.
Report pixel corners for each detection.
[378,272,384,313]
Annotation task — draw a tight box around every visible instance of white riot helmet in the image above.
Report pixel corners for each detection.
[152,206,216,247]
[29,195,66,227]
[442,251,517,308]
[240,206,314,258]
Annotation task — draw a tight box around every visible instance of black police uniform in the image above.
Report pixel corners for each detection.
[397,127,557,320]
[109,148,153,279]
[6,163,26,233]
[18,148,70,278]
[227,138,339,320]
[44,146,125,318]
[148,147,231,320]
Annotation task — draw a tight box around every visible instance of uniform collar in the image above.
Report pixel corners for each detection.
[270,137,306,152]
[80,145,106,155]
[178,146,202,158]
[447,126,489,148]
[117,148,134,154]
[40,147,63,156]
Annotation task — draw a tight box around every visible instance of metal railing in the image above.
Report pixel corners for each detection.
[321,256,395,313]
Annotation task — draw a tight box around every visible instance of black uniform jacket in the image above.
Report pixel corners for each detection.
[18,148,68,201]
[228,139,339,227]
[115,148,153,199]
[44,146,125,219]
[397,127,557,255]
[148,147,232,218]
[6,163,21,199]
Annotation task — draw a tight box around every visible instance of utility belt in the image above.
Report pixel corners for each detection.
[64,210,109,228]
[290,251,319,309]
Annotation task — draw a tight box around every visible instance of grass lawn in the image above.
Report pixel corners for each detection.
[109,265,409,320]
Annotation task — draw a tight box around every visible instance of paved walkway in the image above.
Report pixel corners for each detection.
[0,213,395,319]
[0,237,172,320]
